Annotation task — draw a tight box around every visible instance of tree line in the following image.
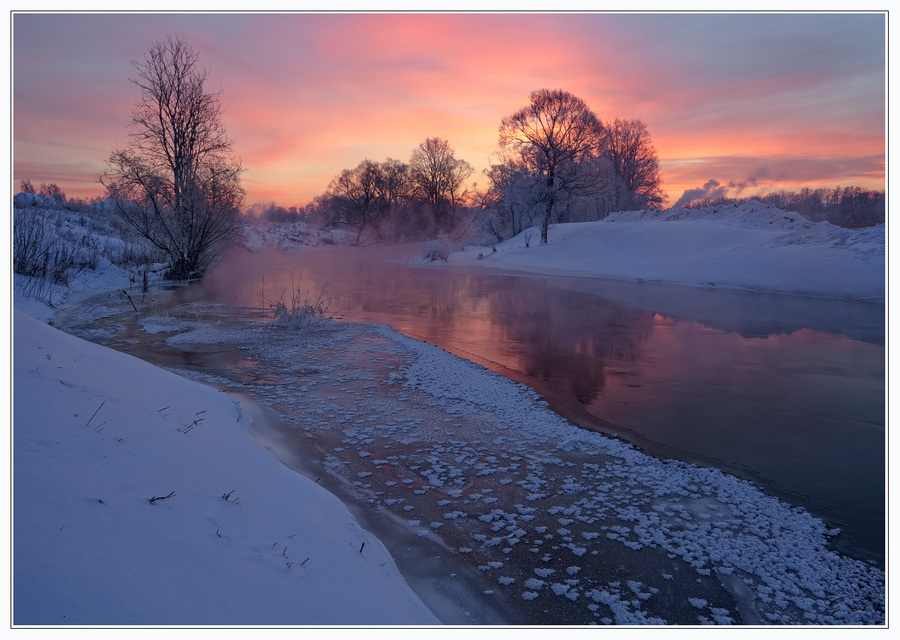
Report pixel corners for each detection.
[679,185,885,227]
[300,137,474,244]
[306,88,666,245]
[17,35,882,283]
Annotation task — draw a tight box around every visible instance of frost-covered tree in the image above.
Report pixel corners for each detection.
[499,89,606,243]
[478,156,544,241]
[100,36,244,279]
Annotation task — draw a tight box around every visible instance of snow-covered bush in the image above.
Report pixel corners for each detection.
[14,207,82,288]
[422,239,455,263]
[13,195,166,301]
[270,281,337,330]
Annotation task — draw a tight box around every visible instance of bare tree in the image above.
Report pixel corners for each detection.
[499,89,605,243]
[479,156,544,241]
[323,158,418,243]
[325,159,386,243]
[100,36,244,279]
[39,182,66,203]
[409,137,473,234]
[604,118,666,210]
[376,157,416,234]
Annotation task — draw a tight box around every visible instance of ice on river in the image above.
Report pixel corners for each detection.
[77,305,886,625]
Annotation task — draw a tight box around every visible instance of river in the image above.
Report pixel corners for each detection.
[53,245,885,624]
[192,247,885,566]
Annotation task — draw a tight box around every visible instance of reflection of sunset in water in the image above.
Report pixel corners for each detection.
[189,247,885,562]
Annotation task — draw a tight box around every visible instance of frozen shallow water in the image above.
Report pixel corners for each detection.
[56,290,885,625]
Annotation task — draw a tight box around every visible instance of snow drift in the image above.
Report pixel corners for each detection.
[12,308,437,626]
[451,202,884,301]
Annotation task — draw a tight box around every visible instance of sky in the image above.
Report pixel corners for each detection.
[11,11,886,208]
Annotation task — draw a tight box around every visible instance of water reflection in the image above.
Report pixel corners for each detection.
[191,246,884,564]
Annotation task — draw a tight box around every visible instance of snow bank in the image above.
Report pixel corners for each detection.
[12,308,438,625]
[451,202,884,300]
[241,220,349,252]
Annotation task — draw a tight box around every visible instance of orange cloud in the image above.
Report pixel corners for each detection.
[12,13,885,207]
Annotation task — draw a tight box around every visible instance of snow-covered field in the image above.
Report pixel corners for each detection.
[450,202,884,301]
[12,200,886,626]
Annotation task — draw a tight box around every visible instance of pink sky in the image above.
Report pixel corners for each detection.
[12,12,886,207]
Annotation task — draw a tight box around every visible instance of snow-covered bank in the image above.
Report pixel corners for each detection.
[449,203,884,301]
[12,304,438,625]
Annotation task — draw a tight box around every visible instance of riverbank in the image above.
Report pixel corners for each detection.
[38,282,886,625]
[447,202,884,301]
[12,285,439,626]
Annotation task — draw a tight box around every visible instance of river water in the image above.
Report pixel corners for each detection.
[194,247,885,566]
[53,246,885,624]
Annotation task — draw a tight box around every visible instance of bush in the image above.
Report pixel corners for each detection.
[13,208,76,286]
[269,280,336,331]
[422,239,455,263]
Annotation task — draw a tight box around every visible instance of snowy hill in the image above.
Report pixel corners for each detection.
[12,307,438,625]
[451,202,884,301]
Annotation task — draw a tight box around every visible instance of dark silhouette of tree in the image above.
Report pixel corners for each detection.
[409,137,473,234]
[100,35,244,279]
[604,118,666,209]
[323,158,416,243]
[19,179,35,194]
[499,89,605,243]
[326,159,388,243]
[38,182,66,202]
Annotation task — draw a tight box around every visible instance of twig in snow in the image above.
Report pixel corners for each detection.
[360,542,365,553]
[85,401,105,427]
[148,491,176,504]
[123,289,138,312]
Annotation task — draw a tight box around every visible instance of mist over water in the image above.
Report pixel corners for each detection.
[189,245,885,565]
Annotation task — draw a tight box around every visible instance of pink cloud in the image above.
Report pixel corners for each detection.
[12,13,885,206]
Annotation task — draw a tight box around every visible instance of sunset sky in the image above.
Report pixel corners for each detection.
[12,11,886,208]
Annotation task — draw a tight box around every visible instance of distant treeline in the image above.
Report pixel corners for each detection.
[680,186,885,227]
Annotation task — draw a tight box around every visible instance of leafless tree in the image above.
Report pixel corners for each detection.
[100,36,244,279]
[324,158,416,243]
[479,156,544,241]
[409,137,473,234]
[325,159,386,243]
[39,182,66,203]
[499,89,605,243]
[603,118,666,209]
